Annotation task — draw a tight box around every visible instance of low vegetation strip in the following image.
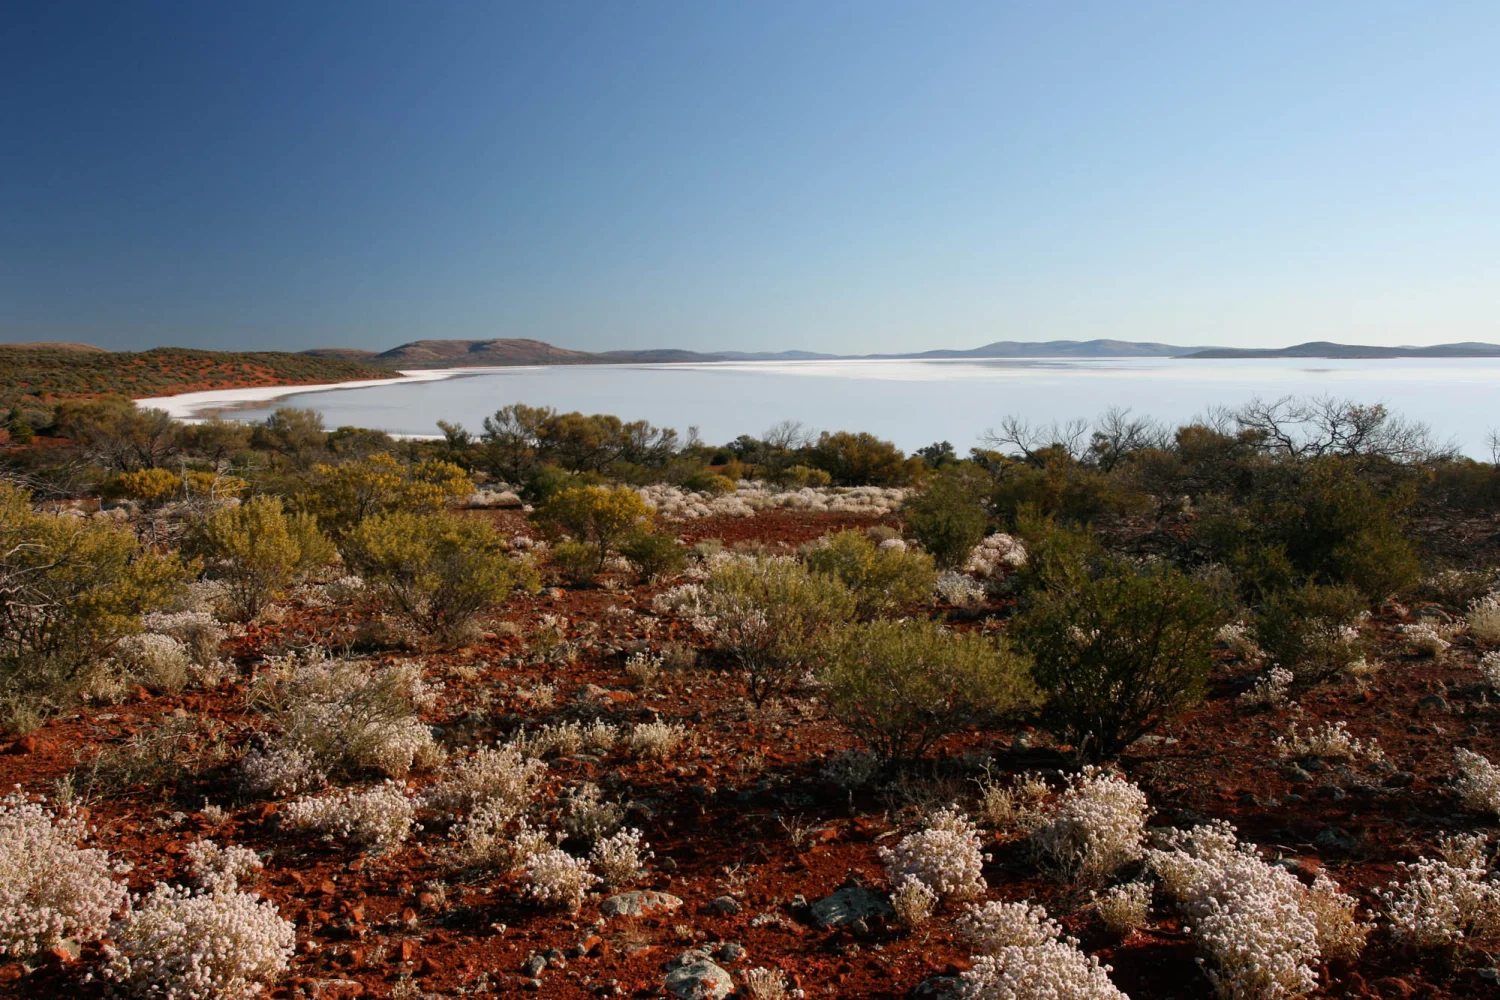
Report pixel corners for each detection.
[0,345,394,413]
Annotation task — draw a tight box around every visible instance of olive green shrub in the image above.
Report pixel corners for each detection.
[802,529,936,617]
[1252,582,1368,682]
[186,496,335,621]
[902,466,990,568]
[532,485,653,577]
[299,453,472,536]
[618,530,690,582]
[819,619,1036,763]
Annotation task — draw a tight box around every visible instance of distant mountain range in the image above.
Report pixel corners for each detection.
[298,337,1500,368]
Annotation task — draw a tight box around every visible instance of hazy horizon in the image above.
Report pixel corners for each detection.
[5,2,1499,355]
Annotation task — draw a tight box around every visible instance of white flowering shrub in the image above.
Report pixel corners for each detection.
[0,793,128,958]
[561,782,624,843]
[741,966,789,1000]
[1272,721,1383,763]
[185,840,263,892]
[1148,821,1365,999]
[1378,855,1500,948]
[625,719,688,759]
[1436,832,1492,869]
[114,632,192,693]
[522,721,585,758]
[965,533,1028,577]
[522,848,599,911]
[624,651,662,689]
[282,781,415,851]
[321,575,367,605]
[955,900,1126,1000]
[176,579,230,617]
[1030,769,1148,884]
[637,482,909,522]
[590,827,650,886]
[1217,623,1262,662]
[890,875,938,928]
[935,571,987,607]
[240,655,441,795]
[1454,748,1500,817]
[142,610,227,667]
[1467,593,1500,646]
[1238,667,1294,709]
[1401,622,1451,657]
[580,720,618,752]
[1094,882,1151,936]
[101,883,294,999]
[423,743,547,820]
[651,582,709,617]
[879,807,988,902]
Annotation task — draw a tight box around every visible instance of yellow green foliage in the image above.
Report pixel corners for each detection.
[819,619,1036,762]
[299,453,472,535]
[803,529,936,617]
[183,470,248,500]
[0,482,189,718]
[532,485,653,575]
[187,495,335,620]
[342,511,539,639]
[116,467,183,505]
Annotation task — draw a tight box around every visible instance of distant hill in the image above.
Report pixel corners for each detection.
[1182,341,1500,359]
[904,339,1198,359]
[1,341,110,353]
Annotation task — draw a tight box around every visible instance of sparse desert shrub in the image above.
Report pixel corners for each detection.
[184,840,263,892]
[589,827,650,886]
[342,511,538,640]
[1030,769,1148,885]
[1418,568,1497,612]
[1305,874,1370,961]
[975,771,1051,834]
[682,470,736,496]
[112,631,192,693]
[955,900,1126,1000]
[879,807,988,902]
[1238,667,1294,709]
[696,555,855,705]
[741,966,790,1000]
[1272,721,1383,763]
[1468,593,1500,646]
[624,719,687,760]
[902,467,991,569]
[1378,855,1500,949]
[1094,882,1151,936]
[818,618,1037,763]
[891,875,939,928]
[957,900,1060,952]
[422,743,547,820]
[803,529,937,617]
[935,570,987,607]
[80,714,230,794]
[0,792,129,958]
[186,495,334,622]
[282,781,416,851]
[522,720,585,759]
[1454,747,1500,817]
[241,655,440,795]
[966,532,1029,577]
[1014,556,1225,762]
[142,610,226,667]
[522,847,599,911]
[1,482,188,720]
[1252,583,1367,683]
[1402,622,1451,656]
[1435,832,1492,869]
[101,882,295,1000]
[300,453,473,536]
[1482,651,1500,693]
[549,539,600,584]
[561,783,624,843]
[1217,622,1262,662]
[618,530,689,582]
[532,485,654,577]
[624,651,662,689]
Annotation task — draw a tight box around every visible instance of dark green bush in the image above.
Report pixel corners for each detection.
[806,431,912,486]
[1014,555,1227,762]
[618,530,690,582]
[819,619,1036,763]
[1253,582,1368,682]
[802,529,936,617]
[902,466,990,568]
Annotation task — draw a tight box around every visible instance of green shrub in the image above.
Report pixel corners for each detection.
[700,556,856,705]
[186,496,335,621]
[532,485,653,577]
[802,529,936,617]
[769,464,832,489]
[299,453,472,536]
[342,511,538,640]
[902,466,990,568]
[1253,582,1368,682]
[806,431,912,486]
[0,482,189,724]
[618,530,690,582]
[682,470,736,496]
[1014,555,1226,762]
[519,464,576,505]
[819,619,1036,763]
[549,539,600,585]
[115,467,183,506]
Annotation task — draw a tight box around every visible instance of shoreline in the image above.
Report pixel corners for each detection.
[134,369,469,420]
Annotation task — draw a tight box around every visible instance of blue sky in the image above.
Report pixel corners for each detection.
[3,1,1498,354]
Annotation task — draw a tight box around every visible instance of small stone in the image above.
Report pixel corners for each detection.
[523,955,547,977]
[808,887,893,930]
[664,958,734,1000]
[601,890,684,919]
[1313,784,1346,802]
[713,942,745,962]
[1417,694,1450,714]
[707,895,741,916]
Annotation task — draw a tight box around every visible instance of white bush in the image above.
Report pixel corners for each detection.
[741,966,789,1000]
[321,575,367,605]
[965,533,1028,576]
[184,840,263,892]
[1272,721,1383,763]
[935,571,987,607]
[625,719,687,759]
[0,792,128,958]
[1217,623,1262,662]
[1031,769,1148,884]
[523,721,585,758]
[1238,667,1294,709]
[1378,855,1500,948]
[589,827,650,886]
[1467,593,1500,646]
[954,900,1126,1000]
[1401,622,1451,657]
[890,875,938,928]
[561,782,624,843]
[522,848,598,911]
[423,743,547,821]
[114,632,192,692]
[1095,882,1151,936]
[581,720,619,753]
[142,610,227,666]
[1481,651,1500,693]
[879,807,988,902]
[282,781,415,851]
[1435,832,1492,869]
[1454,748,1500,817]
[101,883,294,999]
[1148,821,1365,999]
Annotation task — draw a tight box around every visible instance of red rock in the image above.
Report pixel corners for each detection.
[399,940,417,962]
[400,907,417,923]
[320,879,337,895]
[9,735,39,754]
[420,957,443,975]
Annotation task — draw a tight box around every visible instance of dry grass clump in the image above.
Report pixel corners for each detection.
[741,966,790,1000]
[625,719,687,759]
[1272,721,1383,763]
[976,770,1050,834]
[890,875,938,928]
[560,782,624,843]
[1467,593,1500,646]
[422,743,547,820]
[1094,882,1151,936]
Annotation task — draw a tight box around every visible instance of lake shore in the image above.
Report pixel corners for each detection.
[135,368,472,419]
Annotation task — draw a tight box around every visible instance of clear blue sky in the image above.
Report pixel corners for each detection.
[3,1,1498,354]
